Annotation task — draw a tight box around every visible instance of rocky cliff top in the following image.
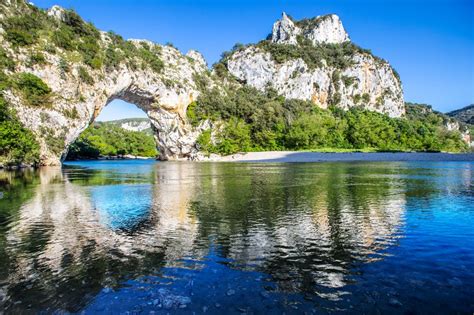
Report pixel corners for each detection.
[223,12,404,117]
[272,12,350,45]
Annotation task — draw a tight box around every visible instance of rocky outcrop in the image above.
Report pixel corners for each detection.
[107,118,152,133]
[227,13,404,117]
[0,1,210,165]
[272,13,349,45]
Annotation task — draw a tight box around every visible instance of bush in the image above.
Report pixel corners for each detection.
[137,46,164,73]
[52,25,75,50]
[0,49,15,72]
[0,96,39,165]
[256,37,360,70]
[28,52,46,66]
[196,129,214,154]
[63,107,79,119]
[104,47,124,70]
[58,59,70,74]
[77,37,102,68]
[186,101,199,126]
[63,9,100,39]
[2,15,43,46]
[78,66,94,85]
[14,73,52,107]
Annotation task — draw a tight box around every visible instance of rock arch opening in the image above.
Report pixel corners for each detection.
[65,99,159,161]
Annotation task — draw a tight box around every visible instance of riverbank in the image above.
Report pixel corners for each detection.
[219,151,474,162]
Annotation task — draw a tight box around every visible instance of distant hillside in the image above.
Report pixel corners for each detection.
[446,105,474,125]
[67,121,157,160]
[98,118,153,135]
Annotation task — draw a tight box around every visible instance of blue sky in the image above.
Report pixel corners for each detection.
[34,0,474,120]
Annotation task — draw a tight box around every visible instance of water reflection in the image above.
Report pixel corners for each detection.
[0,161,472,313]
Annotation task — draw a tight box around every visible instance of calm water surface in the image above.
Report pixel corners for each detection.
[0,160,473,314]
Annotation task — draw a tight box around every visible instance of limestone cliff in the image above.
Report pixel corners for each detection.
[0,1,209,165]
[226,13,404,117]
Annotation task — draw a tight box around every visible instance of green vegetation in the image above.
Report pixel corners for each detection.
[0,95,40,166]
[1,2,165,74]
[256,38,355,70]
[14,73,52,107]
[38,126,65,155]
[78,66,94,84]
[27,52,47,66]
[0,46,41,166]
[67,123,158,159]
[191,85,468,155]
[2,10,44,47]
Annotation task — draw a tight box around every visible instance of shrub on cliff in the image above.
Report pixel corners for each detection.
[255,38,362,70]
[2,14,43,46]
[0,96,40,166]
[14,73,52,107]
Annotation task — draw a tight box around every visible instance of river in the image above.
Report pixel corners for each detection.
[0,160,473,313]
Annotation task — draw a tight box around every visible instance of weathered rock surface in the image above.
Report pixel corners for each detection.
[228,13,404,117]
[106,118,152,133]
[1,1,210,165]
[272,13,349,45]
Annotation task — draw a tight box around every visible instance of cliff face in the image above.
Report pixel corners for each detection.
[227,13,404,117]
[0,2,209,165]
[106,118,152,134]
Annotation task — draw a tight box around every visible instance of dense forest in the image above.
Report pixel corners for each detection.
[66,123,158,160]
[189,84,469,155]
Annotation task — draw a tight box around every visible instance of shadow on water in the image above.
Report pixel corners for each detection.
[0,160,473,313]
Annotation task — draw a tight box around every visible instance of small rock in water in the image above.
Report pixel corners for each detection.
[388,298,402,307]
[260,291,270,299]
[226,289,236,296]
[215,303,221,308]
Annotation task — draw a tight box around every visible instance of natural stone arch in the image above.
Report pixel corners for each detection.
[0,0,212,165]
[6,38,209,165]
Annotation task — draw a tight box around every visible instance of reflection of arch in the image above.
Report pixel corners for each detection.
[2,163,201,312]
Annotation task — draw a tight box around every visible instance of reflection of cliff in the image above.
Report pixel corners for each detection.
[188,163,406,295]
[2,163,201,312]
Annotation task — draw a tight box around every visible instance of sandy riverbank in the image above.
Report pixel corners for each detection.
[218,151,474,162]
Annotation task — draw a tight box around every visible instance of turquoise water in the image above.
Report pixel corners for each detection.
[0,160,473,313]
